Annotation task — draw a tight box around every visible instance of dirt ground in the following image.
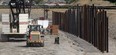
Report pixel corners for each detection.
[107,10,116,39]
[0,22,116,55]
[71,0,115,6]
[0,23,101,55]
[107,10,116,54]
[0,9,66,21]
[0,25,80,55]
[0,8,116,55]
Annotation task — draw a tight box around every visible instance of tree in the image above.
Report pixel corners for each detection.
[64,0,70,4]
[64,0,77,4]
[34,0,43,4]
[106,0,116,2]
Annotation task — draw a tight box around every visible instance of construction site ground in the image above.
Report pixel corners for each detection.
[0,22,116,55]
[0,5,116,55]
[0,23,100,55]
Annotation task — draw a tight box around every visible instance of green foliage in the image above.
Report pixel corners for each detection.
[64,0,70,3]
[64,0,77,4]
[34,0,43,4]
[106,0,116,5]
[106,0,116,3]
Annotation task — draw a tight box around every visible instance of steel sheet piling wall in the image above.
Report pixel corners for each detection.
[52,5,108,52]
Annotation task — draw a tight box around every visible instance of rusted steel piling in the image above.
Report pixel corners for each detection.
[52,5,108,52]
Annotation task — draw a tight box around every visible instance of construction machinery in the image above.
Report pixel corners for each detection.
[1,0,32,41]
[26,25,44,47]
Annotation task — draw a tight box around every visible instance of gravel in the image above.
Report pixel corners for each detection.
[71,0,115,6]
[0,27,84,55]
[0,22,1,37]
[0,9,116,55]
[61,31,101,53]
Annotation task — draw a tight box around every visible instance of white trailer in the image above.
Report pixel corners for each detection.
[38,20,49,29]
[1,14,29,41]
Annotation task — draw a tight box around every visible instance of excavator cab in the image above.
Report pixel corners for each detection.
[26,25,44,47]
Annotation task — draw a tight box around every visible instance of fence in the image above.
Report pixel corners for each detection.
[52,5,108,52]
